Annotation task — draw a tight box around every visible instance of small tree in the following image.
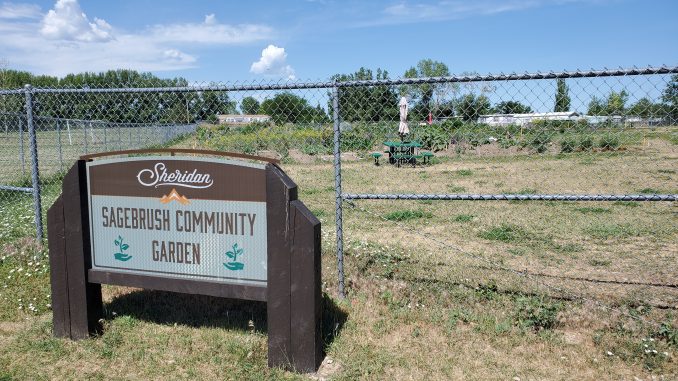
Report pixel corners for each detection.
[241,96,260,115]
[662,74,678,124]
[457,94,491,121]
[605,90,628,115]
[587,96,605,115]
[554,78,570,112]
[402,59,451,120]
[495,101,532,114]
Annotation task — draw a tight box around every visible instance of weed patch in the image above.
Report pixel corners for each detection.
[514,296,561,332]
[479,224,532,243]
[452,214,474,223]
[584,223,642,239]
[383,210,432,222]
[574,207,612,214]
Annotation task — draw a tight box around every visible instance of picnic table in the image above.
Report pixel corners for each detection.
[383,140,422,167]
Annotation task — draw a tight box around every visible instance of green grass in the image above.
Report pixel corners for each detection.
[479,224,532,243]
[584,223,643,239]
[574,207,612,214]
[452,214,474,223]
[638,188,664,194]
[613,201,640,207]
[1,127,678,379]
[383,209,432,221]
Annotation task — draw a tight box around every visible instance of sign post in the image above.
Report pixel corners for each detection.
[47,150,323,373]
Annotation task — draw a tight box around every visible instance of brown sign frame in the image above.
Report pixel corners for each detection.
[47,150,322,373]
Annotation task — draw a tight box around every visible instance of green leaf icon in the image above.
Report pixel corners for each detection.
[224,262,244,271]
[121,244,129,251]
[114,253,133,262]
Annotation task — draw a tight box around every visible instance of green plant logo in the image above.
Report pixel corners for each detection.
[224,243,245,271]
[114,235,133,262]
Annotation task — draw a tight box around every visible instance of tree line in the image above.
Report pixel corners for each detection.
[0,69,236,123]
[1,66,676,125]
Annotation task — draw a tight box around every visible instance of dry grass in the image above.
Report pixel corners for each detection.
[0,132,676,380]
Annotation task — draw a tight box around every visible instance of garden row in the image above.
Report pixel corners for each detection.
[197,119,636,158]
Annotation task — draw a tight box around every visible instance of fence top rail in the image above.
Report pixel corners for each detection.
[343,193,678,202]
[80,148,281,164]
[1,66,676,95]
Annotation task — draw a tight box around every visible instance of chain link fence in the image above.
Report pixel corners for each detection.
[1,66,677,323]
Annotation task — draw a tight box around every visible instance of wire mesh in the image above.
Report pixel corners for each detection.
[0,66,676,322]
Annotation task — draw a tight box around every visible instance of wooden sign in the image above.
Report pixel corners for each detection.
[47,150,323,372]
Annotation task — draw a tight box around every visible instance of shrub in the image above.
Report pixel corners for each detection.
[418,124,449,151]
[340,123,378,152]
[598,133,621,151]
[578,135,594,151]
[528,131,551,153]
[383,209,432,221]
[514,297,562,331]
[559,136,577,153]
[498,137,516,149]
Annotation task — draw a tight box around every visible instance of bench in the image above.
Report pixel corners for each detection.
[421,151,434,164]
[371,152,383,165]
[392,154,422,167]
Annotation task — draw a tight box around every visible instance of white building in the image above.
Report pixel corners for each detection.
[478,112,581,126]
[216,114,271,125]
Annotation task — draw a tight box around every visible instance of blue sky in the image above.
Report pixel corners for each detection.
[0,0,676,82]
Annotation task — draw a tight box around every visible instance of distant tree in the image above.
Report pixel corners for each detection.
[241,96,261,115]
[312,104,330,123]
[198,90,237,122]
[495,101,532,114]
[554,78,571,112]
[587,96,606,115]
[402,59,451,120]
[627,97,668,118]
[605,90,628,115]
[457,94,491,121]
[260,92,319,124]
[330,67,398,122]
[662,74,678,123]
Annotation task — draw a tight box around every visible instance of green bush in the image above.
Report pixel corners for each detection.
[383,209,432,221]
[598,133,621,151]
[418,124,449,151]
[559,136,577,153]
[528,131,551,153]
[578,135,594,151]
[498,137,517,149]
[205,125,328,157]
[514,296,562,331]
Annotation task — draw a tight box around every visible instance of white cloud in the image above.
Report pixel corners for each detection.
[356,0,545,27]
[40,0,113,42]
[148,17,272,45]
[250,45,295,80]
[0,0,274,76]
[0,2,40,19]
[204,13,217,25]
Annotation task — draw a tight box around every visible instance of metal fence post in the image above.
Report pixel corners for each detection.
[332,84,345,298]
[24,84,43,241]
[57,119,63,171]
[19,114,25,175]
[83,122,88,154]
